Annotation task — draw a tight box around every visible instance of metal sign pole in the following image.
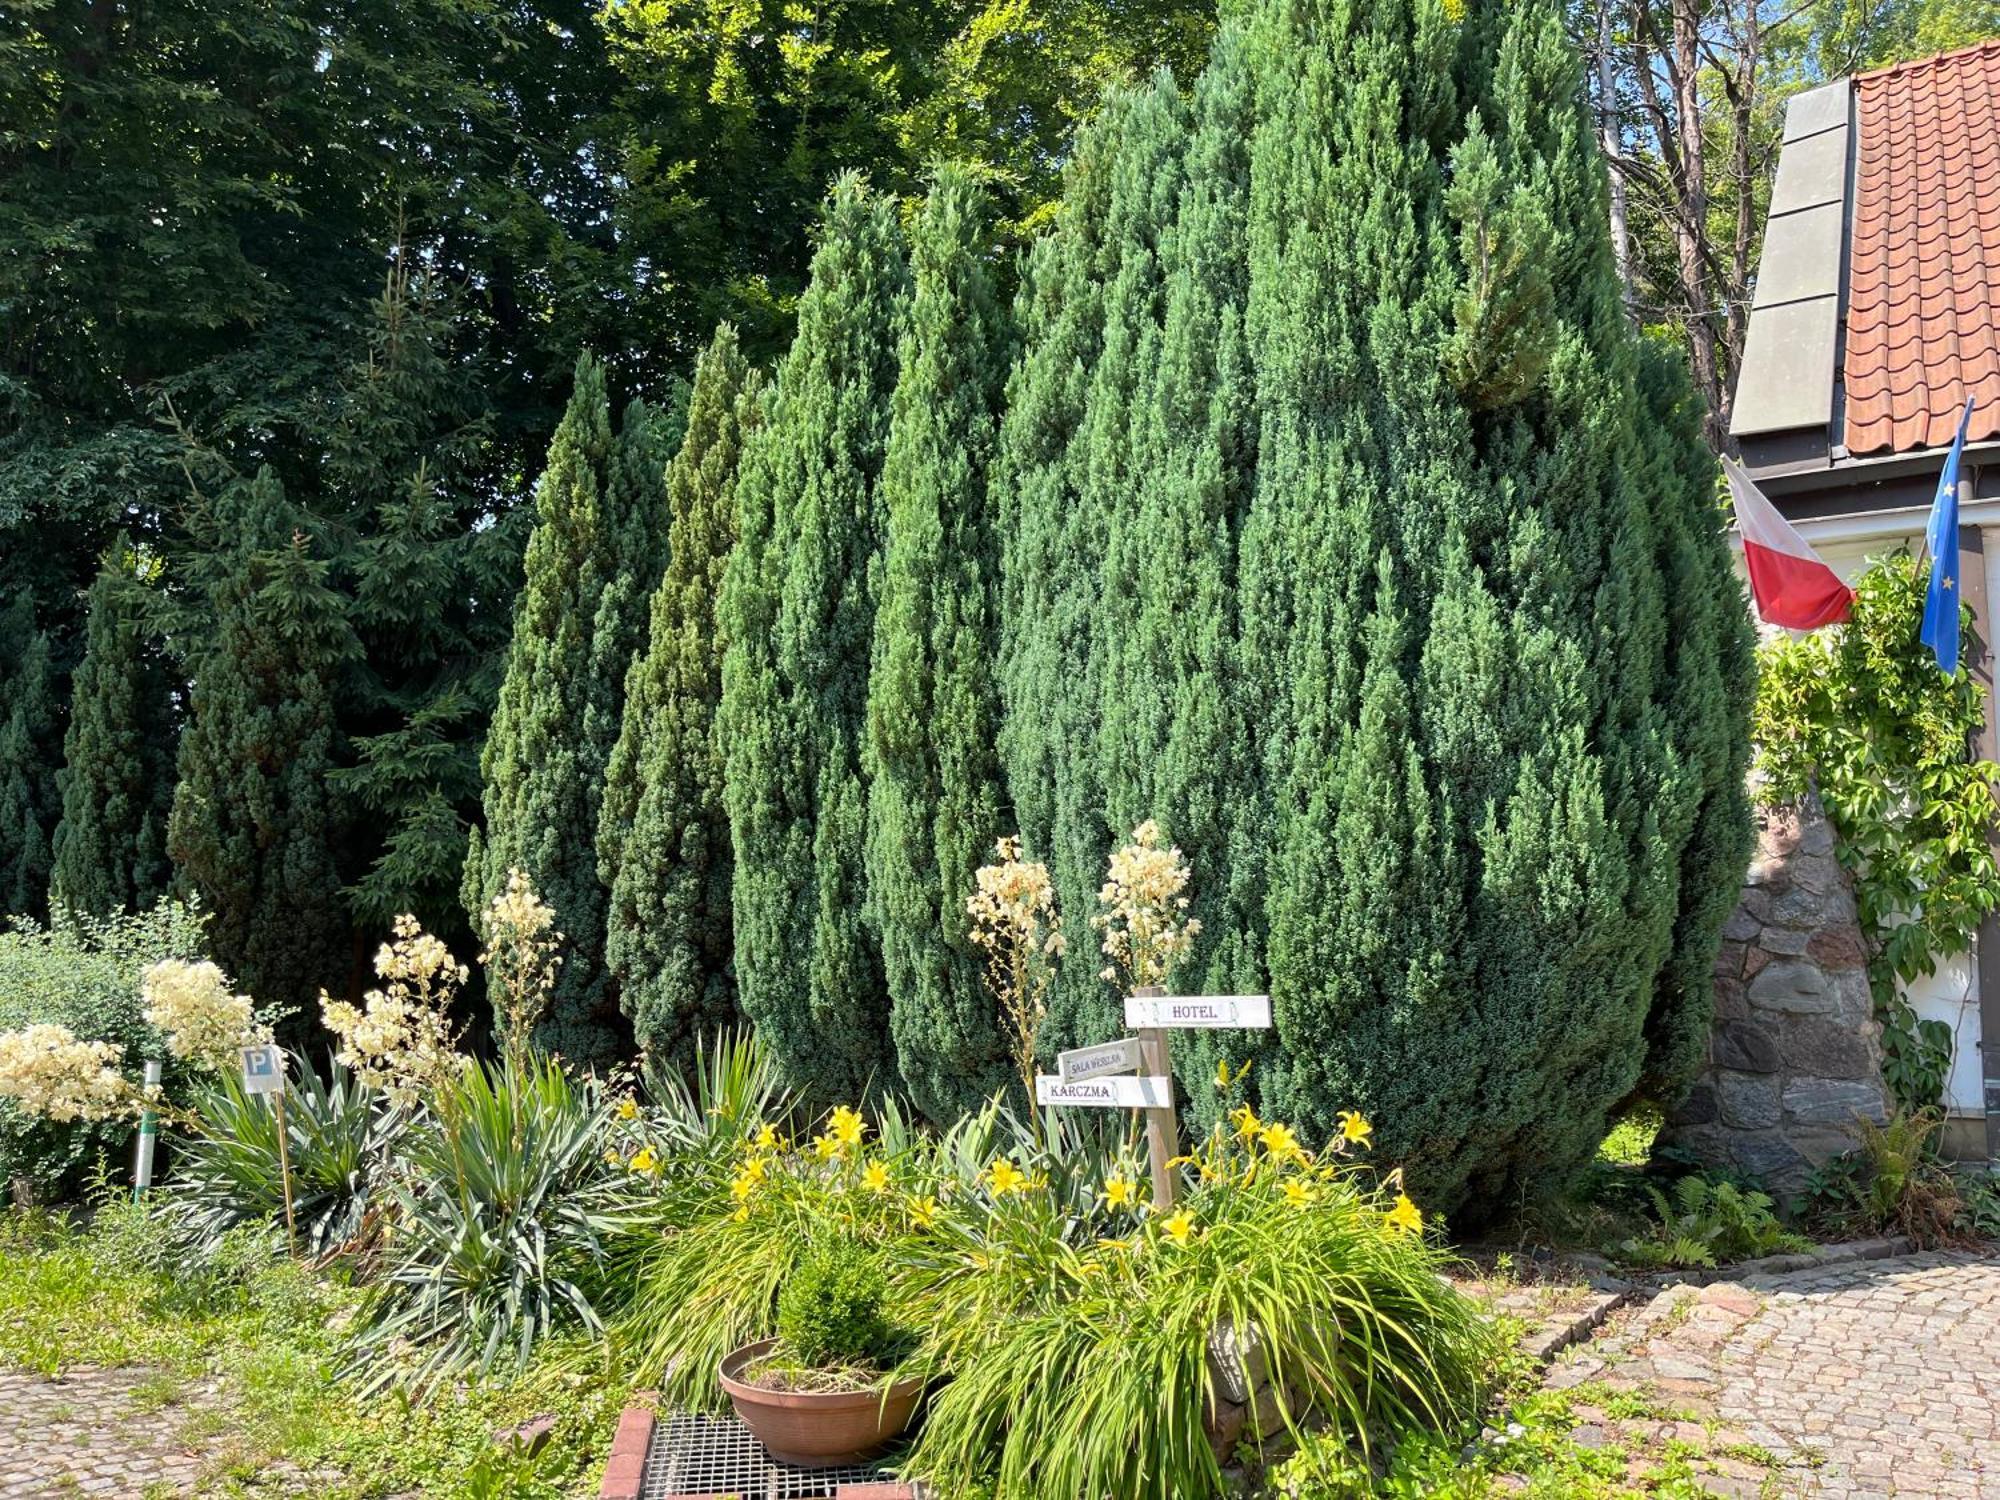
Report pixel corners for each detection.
[131,1059,162,1201]
[1132,985,1179,1211]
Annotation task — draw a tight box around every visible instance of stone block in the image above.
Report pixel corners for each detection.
[1805,927,1866,971]
[1727,1131,1808,1186]
[1771,883,1832,925]
[1721,907,1762,942]
[1780,1017,1875,1079]
[1713,974,1749,1021]
[1745,856,1790,890]
[1204,1393,1248,1463]
[1748,960,1833,1013]
[1797,816,1835,856]
[1668,1084,1718,1126]
[1714,939,1748,977]
[1780,1077,1888,1125]
[1787,1125,1866,1166]
[1757,925,1812,955]
[1713,1020,1781,1075]
[1827,970,1873,1027]
[1717,1073,1782,1130]
[1788,851,1839,894]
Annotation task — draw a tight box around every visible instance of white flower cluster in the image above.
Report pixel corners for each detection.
[141,958,265,1071]
[1092,819,1201,990]
[321,914,467,1108]
[0,1023,136,1123]
[967,836,1065,1102]
[482,867,562,1055]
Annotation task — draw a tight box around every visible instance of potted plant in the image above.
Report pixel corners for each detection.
[719,1238,922,1467]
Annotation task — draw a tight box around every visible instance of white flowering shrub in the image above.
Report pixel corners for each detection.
[141,959,266,1072]
[321,914,468,1108]
[967,836,1066,1103]
[0,1023,138,1124]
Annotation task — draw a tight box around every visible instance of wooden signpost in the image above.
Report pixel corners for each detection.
[1036,984,1272,1210]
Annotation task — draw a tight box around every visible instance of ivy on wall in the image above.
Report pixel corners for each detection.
[1753,553,2000,1109]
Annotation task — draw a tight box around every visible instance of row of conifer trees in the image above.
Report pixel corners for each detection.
[33,0,1755,1213]
[463,0,1755,1213]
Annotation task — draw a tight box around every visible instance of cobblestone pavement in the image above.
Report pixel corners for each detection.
[0,1365,214,1497]
[1545,1250,2000,1498]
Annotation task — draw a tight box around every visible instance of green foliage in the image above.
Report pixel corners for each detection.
[1800,1109,1964,1245]
[602,326,763,1070]
[866,168,1013,1118]
[351,1052,616,1393]
[0,593,60,921]
[167,1060,400,1259]
[49,543,177,919]
[1617,1174,1811,1269]
[0,901,209,1202]
[720,176,910,1103]
[0,1203,636,1497]
[775,1238,894,1369]
[468,355,668,1066]
[1955,1166,2000,1239]
[997,0,1754,1210]
[167,469,358,1017]
[1753,552,2000,1109]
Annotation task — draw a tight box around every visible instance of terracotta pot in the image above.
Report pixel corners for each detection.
[719,1339,923,1468]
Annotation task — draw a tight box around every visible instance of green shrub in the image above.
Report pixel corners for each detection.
[1955,1167,2000,1239]
[0,901,208,1202]
[1618,1175,1812,1269]
[1802,1111,1965,1246]
[348,1051,616,1392]
[776,1238,892,1368]
[166,1057,400,1258]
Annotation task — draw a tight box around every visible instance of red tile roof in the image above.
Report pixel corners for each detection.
[1844,38,2000,455]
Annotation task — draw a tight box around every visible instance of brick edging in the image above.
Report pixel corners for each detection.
[599,1406,655,1500]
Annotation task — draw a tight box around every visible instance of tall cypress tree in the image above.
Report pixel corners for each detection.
[996,80,1192,1055]
[49,543,177,918]
[466,354,667,1066]
[865,169,1012,1118]
[601,325,762,1069]
[0,594,60,919]
[720,175,908,1103]
[168,469,356,1012]
[1002,0,1752,1216]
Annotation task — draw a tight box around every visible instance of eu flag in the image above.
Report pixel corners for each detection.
[1920,396,1977,676]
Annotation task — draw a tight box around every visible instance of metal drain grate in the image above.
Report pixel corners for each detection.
[639,1412,904,1499]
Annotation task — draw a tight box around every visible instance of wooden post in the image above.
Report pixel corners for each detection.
[1132,985,1179,1210]
[272,1091,298,1255]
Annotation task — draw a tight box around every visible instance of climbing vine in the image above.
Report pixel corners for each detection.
[1753,553,2000,1109]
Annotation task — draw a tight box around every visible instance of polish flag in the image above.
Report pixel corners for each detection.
[1723,458,1853,630]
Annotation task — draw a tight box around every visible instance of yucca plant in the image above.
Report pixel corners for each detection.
[166,1057,397,1258]
[349,1051,615,1393]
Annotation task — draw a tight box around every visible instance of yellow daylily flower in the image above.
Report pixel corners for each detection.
[1282,1180,1315,1209]
[907,1195,939,1229]
[1230,1103,1262,1142]
[812,1132,842,1161]
[601,1148,622,1167]
[1338,1110,1373,1147]
[1258,1121,1303,1161]
[753,1122,782,1152]
[628,1147,657,1174]
[616,1097,639,1121]
[1103,1175,1138,1211]
[829,1105,866,1147]
[739,1153,768,1183]
[862,1161,891,1194]
[1161,1210,1196,1246]
[986,1158,1027,1196]
[1386,1193,1424,1234]
[730,1172,757,1204]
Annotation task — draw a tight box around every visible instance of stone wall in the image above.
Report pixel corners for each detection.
[1665,794,1889,1195]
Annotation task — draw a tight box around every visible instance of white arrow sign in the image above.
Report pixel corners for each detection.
[1035,1074,1175,1109]
[1124,993,1271,1030]
[1057,1036,1144,1082]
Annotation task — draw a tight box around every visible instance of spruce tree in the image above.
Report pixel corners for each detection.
[864,169,1013,1118]
[0,594,60,919]
[720,175,908,1103]
[601,325,762,1069]
[49,543,176,918]
[168,470,355,1013]
[467,354,668,1067]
